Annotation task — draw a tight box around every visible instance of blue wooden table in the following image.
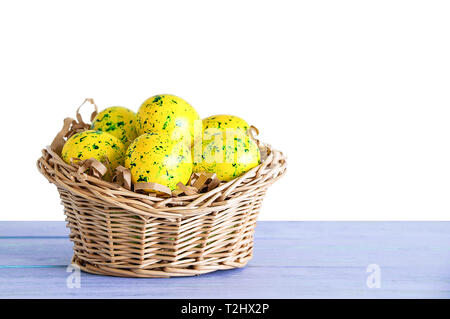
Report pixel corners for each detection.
[1,221,449,298]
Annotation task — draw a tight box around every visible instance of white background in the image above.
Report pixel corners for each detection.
[0,0,449,221]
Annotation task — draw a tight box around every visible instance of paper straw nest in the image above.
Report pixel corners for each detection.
[37,99,287,277]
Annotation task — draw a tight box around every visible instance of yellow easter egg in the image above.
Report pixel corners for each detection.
[61,130,126,180]
[202,114,249,134]
[91,106,138,147]
[136,94,201,142]
[193,130,261,182]
[125,133,192,191]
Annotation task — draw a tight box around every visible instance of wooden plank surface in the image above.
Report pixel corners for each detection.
[1,221,449,298]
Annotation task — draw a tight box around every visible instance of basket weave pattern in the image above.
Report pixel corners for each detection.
[37,143,286,277]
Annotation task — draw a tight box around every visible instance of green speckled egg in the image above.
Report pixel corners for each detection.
[136,94,201,142]
[61,130,126,180]
[91,106,138,147]
[125,133,192,191]
[203,114,249,133]
[193,130,261,182]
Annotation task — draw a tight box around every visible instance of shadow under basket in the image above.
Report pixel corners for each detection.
[37,144,286,278]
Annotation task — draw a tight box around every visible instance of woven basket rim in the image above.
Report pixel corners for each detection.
[37,142,287,219]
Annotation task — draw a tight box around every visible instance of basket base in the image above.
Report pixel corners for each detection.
[71,255,252,278]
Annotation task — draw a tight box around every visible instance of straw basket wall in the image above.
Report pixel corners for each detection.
[37,122,286,278]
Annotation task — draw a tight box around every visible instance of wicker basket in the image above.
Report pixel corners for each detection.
[37,122,286,278]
